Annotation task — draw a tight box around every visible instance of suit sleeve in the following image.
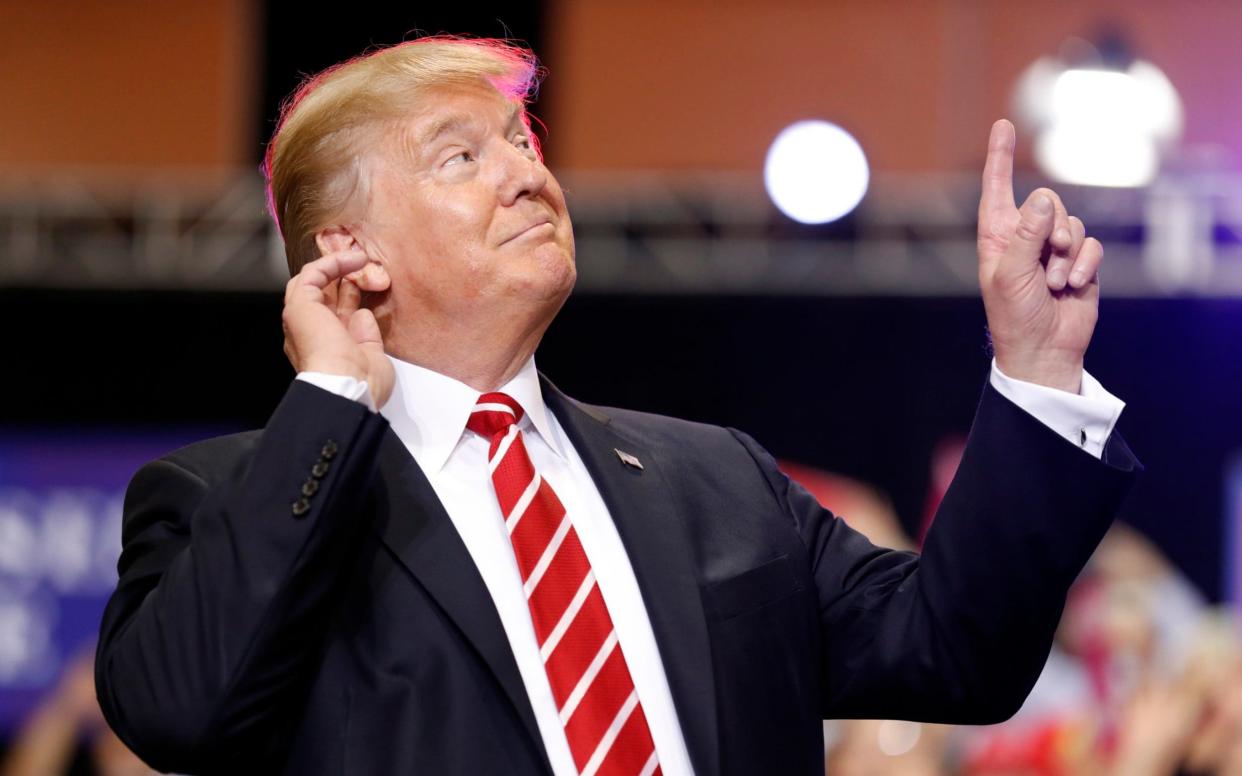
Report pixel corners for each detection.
[732,383,1140,724]
[95,381,390,772]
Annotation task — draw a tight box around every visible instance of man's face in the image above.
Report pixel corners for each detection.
[356,81,576,333]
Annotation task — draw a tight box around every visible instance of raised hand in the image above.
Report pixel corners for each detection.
[282,248,395,408]
[977,119,1105,393]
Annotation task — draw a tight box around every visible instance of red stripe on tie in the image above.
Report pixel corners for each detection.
[526,534,592,643]
[507,481,568,580]
[594,704,658,776]
[467,393,659,776]
[563,644,632,767]
[543,587,612,706]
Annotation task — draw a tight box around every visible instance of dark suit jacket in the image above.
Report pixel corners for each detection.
[96,378,1138,775]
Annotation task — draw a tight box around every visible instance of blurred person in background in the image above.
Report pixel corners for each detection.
[1,650,158,776]
[959,525,1238,776]
[783,461,954,776]
[797,452,1235,776]
[95,36,1138,775]
[776,462,908,553]
[826,719,953,776]
[912,427,1226,776]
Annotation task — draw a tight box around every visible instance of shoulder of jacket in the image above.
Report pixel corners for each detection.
[585,401,753,455]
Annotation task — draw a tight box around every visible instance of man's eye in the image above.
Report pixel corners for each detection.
[444,151,473,166]
[514,136,535,152]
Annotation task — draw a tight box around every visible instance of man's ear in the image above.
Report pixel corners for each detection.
[315,225,359,257]
[314,225,391,293]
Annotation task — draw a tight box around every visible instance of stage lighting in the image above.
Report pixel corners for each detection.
[1015,44,1182,188]
[765,120,869,224]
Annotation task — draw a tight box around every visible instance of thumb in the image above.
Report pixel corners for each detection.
[349,308,393,408]
[348,307,383,349]
[1007,190,1056,268]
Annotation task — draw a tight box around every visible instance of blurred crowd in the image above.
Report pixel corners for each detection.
[795,455,1242,776]
[1,455,1235,776]
[0,650,157,776]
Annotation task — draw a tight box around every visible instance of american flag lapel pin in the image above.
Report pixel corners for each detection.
[614,448,644,470]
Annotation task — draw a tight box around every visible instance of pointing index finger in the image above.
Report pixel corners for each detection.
[980,119,1017,220]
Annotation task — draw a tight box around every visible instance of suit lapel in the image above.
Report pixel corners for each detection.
[543,379,722,776]
[370,432,552,773]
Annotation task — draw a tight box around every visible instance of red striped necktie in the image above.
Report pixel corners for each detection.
[467,393,661,776]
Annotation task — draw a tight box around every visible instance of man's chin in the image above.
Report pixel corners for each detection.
[523,242,576,293]
[525,269,576,307]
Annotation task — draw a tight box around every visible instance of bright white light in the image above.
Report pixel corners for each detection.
[1016,59,1183,188]
[1036,125,1158,188]
[765,120,869,224]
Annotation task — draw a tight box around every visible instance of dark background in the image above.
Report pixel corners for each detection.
[10,286,1237,600]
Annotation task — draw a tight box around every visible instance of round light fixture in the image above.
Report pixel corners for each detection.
[764,120,869,224]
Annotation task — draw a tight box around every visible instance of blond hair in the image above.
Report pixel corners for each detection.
[263,37,542,275]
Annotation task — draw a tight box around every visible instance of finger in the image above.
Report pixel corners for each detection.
[337,277,362,324]
[1034,188,1073,252]
[1068,237,1103,290]
[287,249,368,308]
[295,249,369,294]
[1047,215,1086,291]
[1006,189,1057,269]
[284,273,301,306]
[348,307,384,348]
[1067,215,1086,258]
[979,119,1017,225]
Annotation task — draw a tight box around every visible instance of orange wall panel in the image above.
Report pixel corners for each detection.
[0,0,258,170]
[543,0,1242,173]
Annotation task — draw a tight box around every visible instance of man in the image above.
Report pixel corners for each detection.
[95,38,1137,776]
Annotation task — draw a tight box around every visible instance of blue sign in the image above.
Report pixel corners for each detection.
[0,429,229,733]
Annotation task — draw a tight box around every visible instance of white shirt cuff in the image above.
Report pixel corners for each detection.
[296,372,377,413]
[989,359,1124,459]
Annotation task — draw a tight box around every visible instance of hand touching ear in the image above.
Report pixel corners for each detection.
[977,120,1104,393]
[282,229,395,407]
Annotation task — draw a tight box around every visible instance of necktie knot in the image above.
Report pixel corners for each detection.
[467,392,525,438]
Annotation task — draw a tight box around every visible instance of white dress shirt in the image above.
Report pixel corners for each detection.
[297,357,1125,776]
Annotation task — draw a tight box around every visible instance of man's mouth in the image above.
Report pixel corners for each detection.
[501,218,554,245]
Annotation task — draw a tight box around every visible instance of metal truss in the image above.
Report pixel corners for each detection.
[0,172,283,291]
[3,169,1242,297]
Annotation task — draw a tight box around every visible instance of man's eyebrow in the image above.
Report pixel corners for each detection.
[417,105,525,148]
[418,114,478,147]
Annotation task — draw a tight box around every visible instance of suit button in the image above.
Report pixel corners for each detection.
[311,461,330,478]
[301,479,319,497]
[321,440,339,459]
[292,498,310,516]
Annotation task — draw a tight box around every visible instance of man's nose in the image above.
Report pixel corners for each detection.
[496,143,547,206]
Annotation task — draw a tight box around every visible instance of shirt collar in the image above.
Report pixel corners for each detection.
[380,354,564,475]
